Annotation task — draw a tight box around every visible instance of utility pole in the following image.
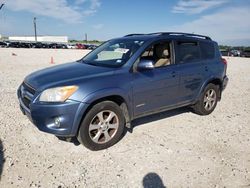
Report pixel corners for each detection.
[0,3,4,10]
[0,3,5,40]
[85,33,87,43]
[33,17,37,42]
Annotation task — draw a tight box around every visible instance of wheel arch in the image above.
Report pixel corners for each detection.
[72,89,132,136]
[83,95,131,128]
[196,77,223,103]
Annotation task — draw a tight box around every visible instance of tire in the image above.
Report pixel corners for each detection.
[77,101,125,150]
[193,84,219,115]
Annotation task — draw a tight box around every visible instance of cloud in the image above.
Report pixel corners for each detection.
[172,0,227,14]
[92,24,104,29]
[74,0,87,5]
[4,0,101,23]
[83,0,101,16]
[169,7,250,45]
[90,0,101,9]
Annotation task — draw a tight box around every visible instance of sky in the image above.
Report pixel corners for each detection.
[0,0,250,46]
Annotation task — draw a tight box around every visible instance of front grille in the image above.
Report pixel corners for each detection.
[20,82,36,109]
[23,82,36,95]
[22,96,31,108]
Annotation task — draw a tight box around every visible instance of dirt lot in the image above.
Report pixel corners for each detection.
[0,48,249,188]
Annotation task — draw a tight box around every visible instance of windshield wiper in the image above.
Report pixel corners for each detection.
[83,60,99,66]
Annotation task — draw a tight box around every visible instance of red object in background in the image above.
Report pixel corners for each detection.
[76,43,86,49]
[50,56,55,64]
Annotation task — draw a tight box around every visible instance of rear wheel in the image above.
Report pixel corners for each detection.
[77,101,125,150]
[193,84,219,115]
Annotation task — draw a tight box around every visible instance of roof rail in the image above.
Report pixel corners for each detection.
[149,32,211,40]
[124,33,144,37]
[124,32,211,40]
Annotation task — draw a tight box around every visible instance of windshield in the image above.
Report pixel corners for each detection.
[82,39,144,67]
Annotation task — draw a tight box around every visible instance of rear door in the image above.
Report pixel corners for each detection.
[174,40,206,103]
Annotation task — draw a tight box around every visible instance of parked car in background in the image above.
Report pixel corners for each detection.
[76,43,86,49]
[230,50,241,57]
[58,44,68,49]
[2,41,98,49]
[0,41,8,47]
[19,42,31,48]
[8,42,21,48]
[18,32,228,150]
[48,43,57,49]
[220,50,230,56]
[87,44,98,50]
[49,43,68,49]
[67,44,76,49]
[4,40,11,47]
[241,50,250,57]
[42,43,48,48]
[83,44,98,50]
[32,42,44,48]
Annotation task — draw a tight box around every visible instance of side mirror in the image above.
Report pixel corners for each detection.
[137,59,154,71]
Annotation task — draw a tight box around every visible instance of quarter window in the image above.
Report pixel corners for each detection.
[200,42,215,59]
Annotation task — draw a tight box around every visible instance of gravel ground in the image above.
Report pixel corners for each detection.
[0,48,249,188]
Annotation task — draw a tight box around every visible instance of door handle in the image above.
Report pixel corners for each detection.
[171,71,176,77]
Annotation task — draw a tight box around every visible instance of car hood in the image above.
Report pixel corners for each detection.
[25,61,115,90]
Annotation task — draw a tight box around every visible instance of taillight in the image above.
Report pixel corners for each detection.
[221,58,227,65]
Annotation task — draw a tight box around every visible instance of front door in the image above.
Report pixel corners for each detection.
[132,66,179,116]
[131,41,179,117]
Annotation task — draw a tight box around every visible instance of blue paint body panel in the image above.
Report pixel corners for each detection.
[17,33,228,137]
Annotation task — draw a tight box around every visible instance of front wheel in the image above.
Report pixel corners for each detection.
[77,101,125,150]
[193,84,219,115]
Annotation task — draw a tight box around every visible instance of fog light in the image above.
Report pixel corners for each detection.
[54,117,61,127]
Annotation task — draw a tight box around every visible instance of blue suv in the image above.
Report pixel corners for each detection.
[17,32,228,150]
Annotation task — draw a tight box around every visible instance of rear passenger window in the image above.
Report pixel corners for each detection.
[200,42,215,59]
[176,41,200,63]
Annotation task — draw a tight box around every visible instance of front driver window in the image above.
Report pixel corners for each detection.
[139,42,172,68]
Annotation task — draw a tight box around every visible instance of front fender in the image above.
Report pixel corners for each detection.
[82,87,131,105]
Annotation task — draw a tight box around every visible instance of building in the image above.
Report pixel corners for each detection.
[8,36,68,43]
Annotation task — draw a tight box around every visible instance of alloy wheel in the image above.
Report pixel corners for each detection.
[88,110,119,144]
[203,89,216,111]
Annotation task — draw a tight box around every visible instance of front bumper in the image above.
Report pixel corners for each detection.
[18,87,88,137]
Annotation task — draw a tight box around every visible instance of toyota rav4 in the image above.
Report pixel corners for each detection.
[17,32,228,150]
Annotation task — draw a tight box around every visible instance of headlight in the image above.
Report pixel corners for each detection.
[39,86,78,102]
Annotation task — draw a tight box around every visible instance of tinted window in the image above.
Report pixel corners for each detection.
[176,41,200,63]
[200,42,215,59]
